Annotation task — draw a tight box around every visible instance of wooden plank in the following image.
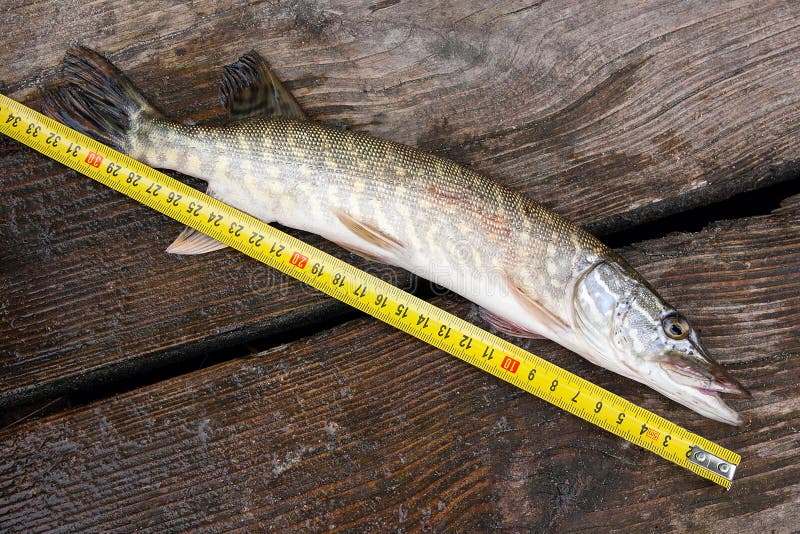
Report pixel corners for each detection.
[3,0,800,407]
[0,136,409,406]
[1,194,797,531]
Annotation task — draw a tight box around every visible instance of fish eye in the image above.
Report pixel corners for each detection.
[662,313,690,340]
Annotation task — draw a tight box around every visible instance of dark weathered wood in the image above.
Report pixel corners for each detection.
[1,195,797,531]
[3,1,800,408]
[0,135,411,406]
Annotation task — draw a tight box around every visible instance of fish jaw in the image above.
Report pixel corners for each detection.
[643,362,744,425]
[610,334,746,425]
[552,334,743,425]
[613,340,746,426]
[659,340,751,398]
[643,335,748,424]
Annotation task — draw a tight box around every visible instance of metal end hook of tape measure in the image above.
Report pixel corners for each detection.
[689,446,737,487]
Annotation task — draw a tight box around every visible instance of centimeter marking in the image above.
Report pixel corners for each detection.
[0,92,740,488]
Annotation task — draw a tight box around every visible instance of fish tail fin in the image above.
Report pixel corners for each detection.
[41,46,162,152]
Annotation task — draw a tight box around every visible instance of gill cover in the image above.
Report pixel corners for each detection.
[571,260,642,375]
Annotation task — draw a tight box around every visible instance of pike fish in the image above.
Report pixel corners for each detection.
[42,47,749,424]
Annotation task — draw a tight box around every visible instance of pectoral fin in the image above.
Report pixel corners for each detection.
[503,272,570,335]
[479,308,546,339]
[221,51,307,121]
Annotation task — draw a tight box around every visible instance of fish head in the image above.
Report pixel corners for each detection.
[573,260,748,425]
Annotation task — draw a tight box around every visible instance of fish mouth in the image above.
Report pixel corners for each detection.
[653,364,745,425]
[652,342,749,425]
[659,350,750,399]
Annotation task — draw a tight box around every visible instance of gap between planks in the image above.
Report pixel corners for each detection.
[2,177,798,430]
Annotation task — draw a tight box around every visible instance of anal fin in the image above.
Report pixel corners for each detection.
[166,227,228,255]
[167,186,229,255]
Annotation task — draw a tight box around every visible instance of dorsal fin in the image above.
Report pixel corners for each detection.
[220,51,306,121]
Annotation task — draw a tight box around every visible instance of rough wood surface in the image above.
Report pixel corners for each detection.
[2,194,798,532]
[0,140,411,407]
[3,0,800,409]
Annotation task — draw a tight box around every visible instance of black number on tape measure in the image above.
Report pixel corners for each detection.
[417,314,430,329]
[594,401,602,413]
[616,412,625,425]
[527,368,536,380]
[126,172,141,186]
[640,423,648,436]
[106,162,121,176]
[208,211,223,226]
[26,122,41,137]
[146,183,162,196]
[228,222,243,237]
[6,113,20,127]
[375,294,388,308]
[311,262,324,276]
[269,242,284,257]
[550,379,558,392]
[459,335,473,350]
[187,201,202,216]
[353,284,367,298]
[663,435,672,447]
[166,191,182,206]
[395,304,408,318]
[437,325,451,339]
[686,445,694,458]
[66,142,81,158]
[332,273,345,287]
[571,390,580,402]
[248,231,264,247]
[45,132,61,147]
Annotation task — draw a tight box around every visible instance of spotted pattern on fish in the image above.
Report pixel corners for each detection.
[40,46,750,425]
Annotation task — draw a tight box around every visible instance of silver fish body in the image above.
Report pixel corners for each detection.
[135,115,604,326]
[42,47,749,424]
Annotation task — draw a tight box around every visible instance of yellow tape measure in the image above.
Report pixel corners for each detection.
[0,92,740,488]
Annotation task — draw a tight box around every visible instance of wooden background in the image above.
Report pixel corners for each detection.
[1,1,798,531]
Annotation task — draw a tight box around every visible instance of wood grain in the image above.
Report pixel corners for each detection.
[1,195,797,532]
[3,1,800,408]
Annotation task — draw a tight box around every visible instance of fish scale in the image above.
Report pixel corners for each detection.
[37,47,748,435]
[2,69,743,489]
[144,115,569,312]
[125,101,752,426]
